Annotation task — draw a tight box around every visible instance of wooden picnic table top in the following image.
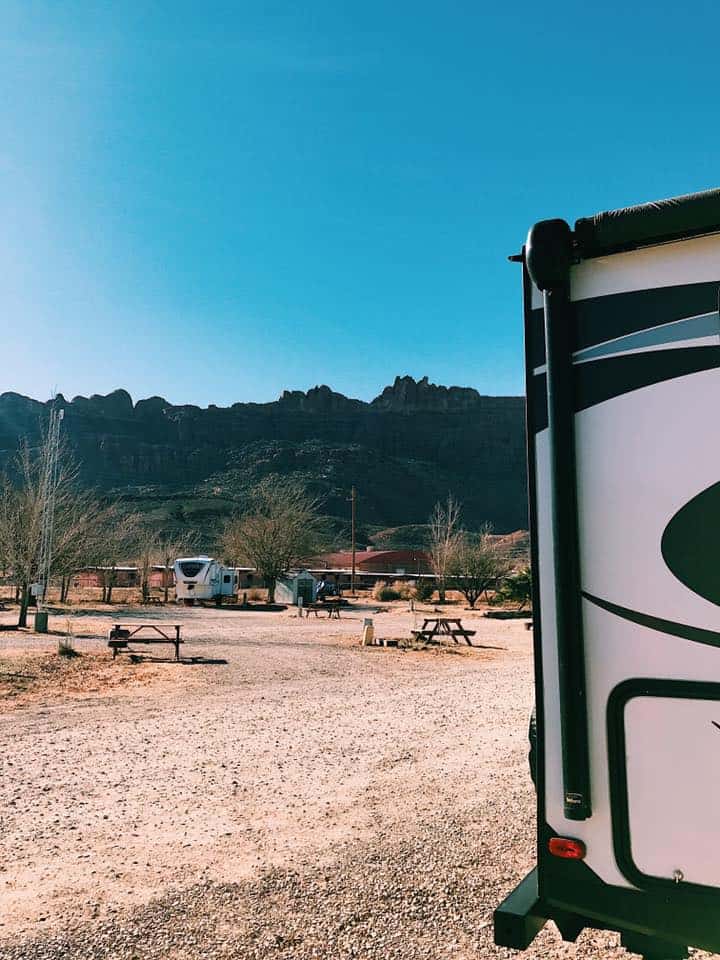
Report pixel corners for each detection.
[113,620,182,628]
[421,616,464,626]
[111,622,182,630]
[110,623,183,640]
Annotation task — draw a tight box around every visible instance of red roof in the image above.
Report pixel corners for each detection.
[313,550,430,569]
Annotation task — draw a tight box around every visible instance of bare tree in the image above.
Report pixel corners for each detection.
[447,525,514,609]
[0,431,140,619]
[53,496,121,602]
[0,448,43,627]
[156,533,198,603]
[220,479,326,603]
[90,509,143,604]
[428,494,463,603]
[134,527,159,604]
[131,528,200,604]
[0,442,98,625]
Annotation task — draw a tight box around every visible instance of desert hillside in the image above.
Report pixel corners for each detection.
[0,376,527,544]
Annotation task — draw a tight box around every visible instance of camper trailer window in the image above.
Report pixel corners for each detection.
[223,574,231,584]
[179,561,205,577]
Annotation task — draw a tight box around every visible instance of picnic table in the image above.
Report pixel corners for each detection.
[411,617,476,646]
[303,600,341,619]
[108,623,184,660]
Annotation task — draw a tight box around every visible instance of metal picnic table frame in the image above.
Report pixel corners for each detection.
[108,623,184,660]
[303,600,341,619]
[411,616,476,646]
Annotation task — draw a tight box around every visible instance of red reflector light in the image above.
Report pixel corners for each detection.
[548,837,586,860]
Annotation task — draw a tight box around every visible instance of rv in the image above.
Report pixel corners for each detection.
[173,556,238,605]
[494,189,720,959]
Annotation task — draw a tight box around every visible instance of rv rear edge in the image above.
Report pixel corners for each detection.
[494,189,720,959]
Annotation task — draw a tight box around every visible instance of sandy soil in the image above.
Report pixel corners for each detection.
[0,603,707,959]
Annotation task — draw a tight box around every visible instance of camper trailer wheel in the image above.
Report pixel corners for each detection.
[528,707,537,788]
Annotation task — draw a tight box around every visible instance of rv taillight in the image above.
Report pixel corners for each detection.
[548,837,586,860]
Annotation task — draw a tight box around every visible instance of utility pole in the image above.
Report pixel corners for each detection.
[350,485,357,597]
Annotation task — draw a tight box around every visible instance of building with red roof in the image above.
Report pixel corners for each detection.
[310,549,431,579]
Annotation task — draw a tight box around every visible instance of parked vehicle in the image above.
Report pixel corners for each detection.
[173,556,238,605]
[495,188,720,959]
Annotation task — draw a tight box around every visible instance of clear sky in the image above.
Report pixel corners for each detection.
[2,1,719,407]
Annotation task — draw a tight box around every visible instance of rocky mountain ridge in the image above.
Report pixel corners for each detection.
[0,376,528,536]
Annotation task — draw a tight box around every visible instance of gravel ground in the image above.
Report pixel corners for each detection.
[0,603,710,959]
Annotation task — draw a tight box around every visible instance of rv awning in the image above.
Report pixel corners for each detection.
[574,187,720,258]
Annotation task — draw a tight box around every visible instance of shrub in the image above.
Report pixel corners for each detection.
[371,580,401,602]
[414,578,435,602]
[393,580,417,600]
[494,566,533,609]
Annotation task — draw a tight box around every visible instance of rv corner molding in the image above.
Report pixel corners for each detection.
[524,218,573,292]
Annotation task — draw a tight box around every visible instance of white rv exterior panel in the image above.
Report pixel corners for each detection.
[535,231,720,891]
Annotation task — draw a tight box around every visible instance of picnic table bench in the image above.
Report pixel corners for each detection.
[108,623,184,660]
[303,600,341,619]
[411,617,476,646]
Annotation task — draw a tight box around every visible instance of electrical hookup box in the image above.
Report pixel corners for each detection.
[494,189,720,960]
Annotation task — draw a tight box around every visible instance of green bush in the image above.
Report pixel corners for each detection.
[394,580,417,600]
[495,566,532,609]
[414,578,435,602]
[371,580,401,602]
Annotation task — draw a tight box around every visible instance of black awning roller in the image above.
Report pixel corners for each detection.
[574,187,720,258]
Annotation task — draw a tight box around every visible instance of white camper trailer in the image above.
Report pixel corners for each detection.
[173,556,238,605]
[495,189,720,960]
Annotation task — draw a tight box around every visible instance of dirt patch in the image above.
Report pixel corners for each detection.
[0,649,174,711]
[0,604,549,958]
[364,637,486,655]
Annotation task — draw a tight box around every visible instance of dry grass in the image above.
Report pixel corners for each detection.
[245,587,268,602]
[371,579,419,601]
[0,650,168,711]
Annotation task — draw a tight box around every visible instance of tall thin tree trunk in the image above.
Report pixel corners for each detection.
[17,582,30,627]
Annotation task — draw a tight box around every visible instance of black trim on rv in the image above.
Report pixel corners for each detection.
[526,218,592,822]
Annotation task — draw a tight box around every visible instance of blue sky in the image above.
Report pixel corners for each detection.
[2,1,719,407]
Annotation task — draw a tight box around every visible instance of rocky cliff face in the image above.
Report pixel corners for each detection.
[0,377,528,533]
